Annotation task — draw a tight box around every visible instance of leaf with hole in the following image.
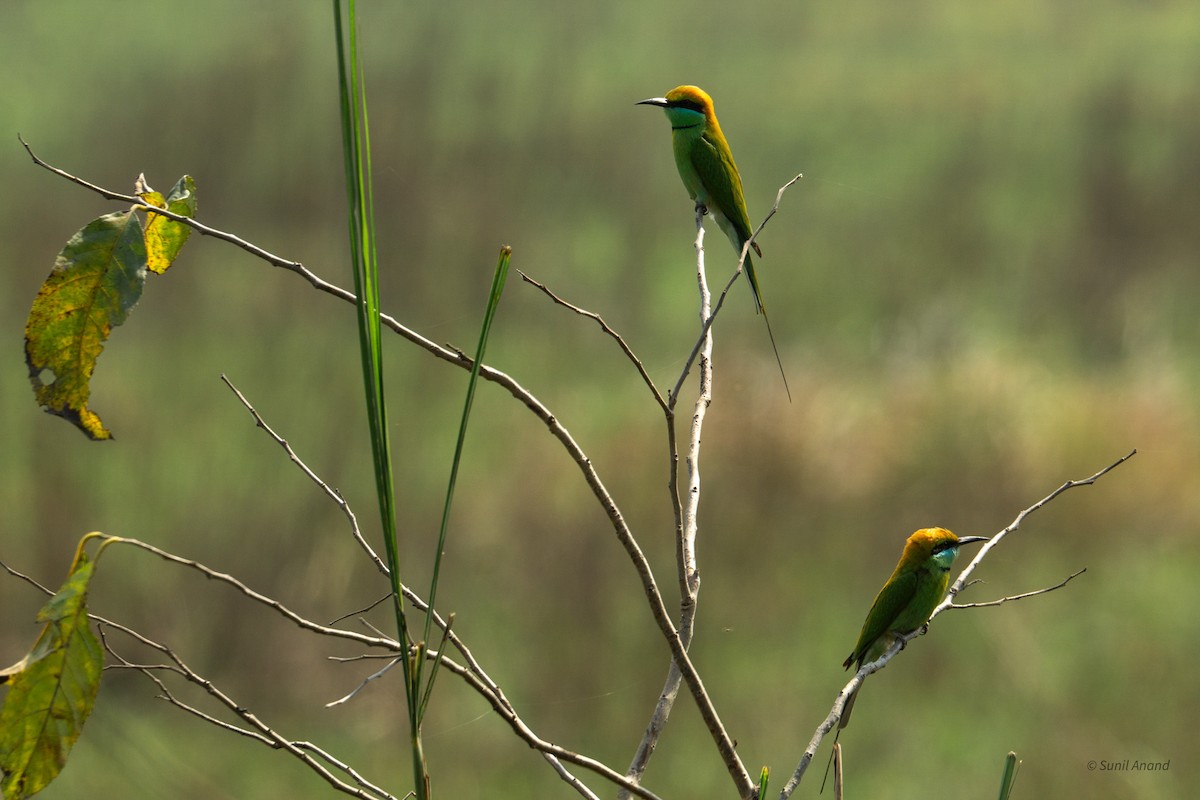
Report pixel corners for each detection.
[24,210,148,439]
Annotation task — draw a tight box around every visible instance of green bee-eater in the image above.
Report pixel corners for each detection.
[822,527,986,792]
[840,527,988,728]
[638,85,790,399]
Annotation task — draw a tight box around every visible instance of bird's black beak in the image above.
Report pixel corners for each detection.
[637,97,669,108]
[956,536,989,547]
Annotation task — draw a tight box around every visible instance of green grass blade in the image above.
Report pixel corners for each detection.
[417,246,511,719]
[332,0,402,631]
[997,751,1020,800]
[333,1,425,796]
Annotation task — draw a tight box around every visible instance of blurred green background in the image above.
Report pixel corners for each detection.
[2,1,1196,798]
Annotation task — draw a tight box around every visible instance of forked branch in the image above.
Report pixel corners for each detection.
[22,139,753,799]
[669,172,803,406]
[621,211,719,798]
[516,269,666,411]
[777,449,1136,799]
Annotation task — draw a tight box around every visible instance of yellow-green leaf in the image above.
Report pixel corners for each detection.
[134,172,165,211]
[24,211,148,440]
[0,553,102,799]
[142,175,196,275]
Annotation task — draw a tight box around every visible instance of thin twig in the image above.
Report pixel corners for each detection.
[431,648,665,800]
[779,628,914,799]
[12,551,641,800]
[941,449,1136,607]
[20,135,323,283]
[220,374,387,576]
[218,376,518,724]
[106,537,398,651]
[22,144,673,674]
[778,450,1135,799]
[294,741,401,800]
[748,173,804,251]
[330,593,392,626]
[669,174,803,406]
[517,269,666,411]
[669,268,739,406]
[21,140,732,799]
[948,568,1087,609]
[217,376,521,726]
[98,619,397,799]
[0,558,52,594]
[326,657,404,707]
[215,371,517,724]
[329,652,398,662]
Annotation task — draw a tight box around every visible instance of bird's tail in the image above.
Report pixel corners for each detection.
[820,731,842,794]
[742,249,791,402]
[821,682,859,793]
[742,242,766,313]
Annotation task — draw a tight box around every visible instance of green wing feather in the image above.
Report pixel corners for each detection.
[691,133,768,313]
[844,569,919,670]
[687,124,791,399]
[692,131,755,246]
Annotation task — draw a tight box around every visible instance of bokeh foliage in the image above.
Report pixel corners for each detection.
[1,1,1196,798]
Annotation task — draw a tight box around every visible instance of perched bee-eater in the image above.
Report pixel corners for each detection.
[638,85,789,399]
[839,527,987,728]
[822,527,986,792]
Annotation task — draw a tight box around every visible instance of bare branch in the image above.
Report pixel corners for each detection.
[0,558,53,594]
[941,449,1135,609]
[779,629,914,797]
[949,568,1087,609]
[108,657,273,745]
[681,210,715,602]
[209,382,506,706]
[622,210,718,797]
[329,652,397,663]
[669,268,738,406]
[423,311,742,794]
[779,450,1135,798]
[19,144,680,680]
[669,174,803,406]
[330,593,392,626]
[19,140,739,799]
[211,377,518,721]
[97,619,397,799]
[516,270,666,411]
[540,760,603,800]
[294,742,405,800]
[20,551,639,800]
[105,537,398,651]
[326,657,404,707]
[88,567,632,800]
[430,648,665,800]
[216,375,544,751]
[220,374,388,576]
[748,173,804,251]
[20,136,334,290]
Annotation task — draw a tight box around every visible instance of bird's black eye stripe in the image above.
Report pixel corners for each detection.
[668,98,706,113]
[933,542,957,554]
